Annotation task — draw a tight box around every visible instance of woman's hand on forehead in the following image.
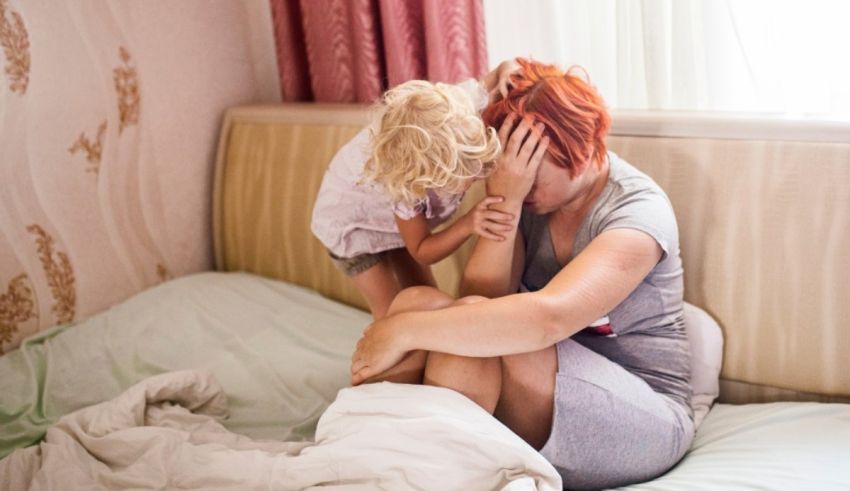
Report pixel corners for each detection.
[486,113,549,205]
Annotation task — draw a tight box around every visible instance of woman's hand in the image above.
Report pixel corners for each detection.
[351,316,411,386]
[483,59,520,102]
[486,113,550,206]
[462,196,515,241]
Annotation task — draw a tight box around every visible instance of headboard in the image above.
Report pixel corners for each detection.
[214,104,850,404]
[213,105,475,312]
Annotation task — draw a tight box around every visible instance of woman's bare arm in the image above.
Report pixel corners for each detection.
[460,114,546,297]
[413,228,661,354]
[459,222,525,298]
[351,228,663,383]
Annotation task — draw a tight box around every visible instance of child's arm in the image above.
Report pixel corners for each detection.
[395,196,514,266]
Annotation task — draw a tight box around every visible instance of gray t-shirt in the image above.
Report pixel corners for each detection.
[520,151,692,417]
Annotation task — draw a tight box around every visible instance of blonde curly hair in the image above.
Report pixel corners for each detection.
[361,80,501,206]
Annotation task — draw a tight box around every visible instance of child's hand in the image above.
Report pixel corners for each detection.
[484,59,521,102]
[464,196,515,241]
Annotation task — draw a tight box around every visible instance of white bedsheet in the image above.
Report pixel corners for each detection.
[4,273,848,490]
[0,370,561,490]
[617,401,850,490]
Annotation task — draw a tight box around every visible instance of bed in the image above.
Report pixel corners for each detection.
[2,104,850,490]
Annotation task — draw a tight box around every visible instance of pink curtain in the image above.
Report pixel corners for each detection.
[270,0,488,103]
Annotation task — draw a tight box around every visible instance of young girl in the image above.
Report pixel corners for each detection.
[311,63,518,319]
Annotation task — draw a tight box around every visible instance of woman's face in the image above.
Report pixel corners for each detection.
[522,154,586,215]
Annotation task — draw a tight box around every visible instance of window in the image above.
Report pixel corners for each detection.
[485,0,850,120]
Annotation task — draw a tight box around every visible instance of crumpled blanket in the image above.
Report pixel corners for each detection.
[0,370,561,490]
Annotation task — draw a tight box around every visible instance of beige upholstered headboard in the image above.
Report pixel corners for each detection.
[214,104,850,404]
[213,105,475,312]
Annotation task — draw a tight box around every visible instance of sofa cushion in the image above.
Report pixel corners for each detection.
[683,302,723,428]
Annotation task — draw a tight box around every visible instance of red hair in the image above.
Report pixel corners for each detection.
[482,59,611,176]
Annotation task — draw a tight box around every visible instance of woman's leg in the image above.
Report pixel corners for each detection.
[424,353,503,412]
[422,294,558,449]
[494,348,557,450]
[424,347,557,449]
[422,296,503,413]
[360,286,457,384]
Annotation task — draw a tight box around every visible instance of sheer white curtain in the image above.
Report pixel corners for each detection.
[484,0,850,118]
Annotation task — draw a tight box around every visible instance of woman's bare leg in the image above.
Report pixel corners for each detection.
[360,286,456,384]
[424,347,557,448]
[419,297,558,449]
[424,353,503,413]
[494,347,557,449]
[421,296,503,412]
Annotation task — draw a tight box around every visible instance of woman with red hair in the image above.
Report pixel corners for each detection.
[351,59,694,489]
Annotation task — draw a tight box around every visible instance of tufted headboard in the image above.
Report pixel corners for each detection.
[214,104,850,404]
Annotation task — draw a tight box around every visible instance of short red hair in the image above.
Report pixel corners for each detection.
[482,59,611,177]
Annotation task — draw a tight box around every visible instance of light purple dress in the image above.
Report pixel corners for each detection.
[310,79,487,259]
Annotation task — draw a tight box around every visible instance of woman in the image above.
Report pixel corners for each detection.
[350,59,694,490]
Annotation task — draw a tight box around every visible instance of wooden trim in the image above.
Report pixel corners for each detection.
[221,103,372,126]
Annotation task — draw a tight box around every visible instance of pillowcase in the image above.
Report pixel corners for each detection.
[683,302,724,428]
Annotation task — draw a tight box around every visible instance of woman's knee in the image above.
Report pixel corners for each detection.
[424,352,502,413]
[452,295,489,306]
[386,286,454,316]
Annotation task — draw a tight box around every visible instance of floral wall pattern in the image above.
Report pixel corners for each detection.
[0,0,29,95]
[0,0,281,352]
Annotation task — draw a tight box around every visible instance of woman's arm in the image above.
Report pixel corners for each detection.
[460,233,525,298]
[461,114,545,297]
[421,228,663,354]
[351,227,662,384]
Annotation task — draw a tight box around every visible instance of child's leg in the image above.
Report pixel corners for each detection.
[350,259,402,320]
[349,248,435,320]
[386,248,437,289]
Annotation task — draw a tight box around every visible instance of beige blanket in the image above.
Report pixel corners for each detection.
[0,370,561,490]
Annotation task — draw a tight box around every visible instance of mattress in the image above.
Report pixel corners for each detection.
[617,402,850,490]
[2,272,849,489]
[0,272,369,458]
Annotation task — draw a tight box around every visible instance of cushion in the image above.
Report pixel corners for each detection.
[683,302,723,428]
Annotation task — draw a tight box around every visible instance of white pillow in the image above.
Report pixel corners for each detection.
[682,302,724,428]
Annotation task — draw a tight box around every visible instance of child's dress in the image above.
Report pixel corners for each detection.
[310,79,488,260]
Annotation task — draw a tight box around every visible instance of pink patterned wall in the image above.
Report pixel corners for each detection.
[0,0,280,353]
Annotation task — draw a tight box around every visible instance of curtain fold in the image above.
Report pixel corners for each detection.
[484,0,850,117]
[270,0,488,103]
